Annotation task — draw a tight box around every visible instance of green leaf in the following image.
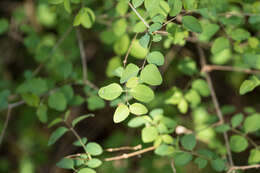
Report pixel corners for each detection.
[48,127,68,146]
[48,92,67,111]
[210,49,231,65]
[74,8,95,28]
[36,104,48,123]
[130,84,155,103]
[140,64,163,86]
[230,135,248,153]
[60,85,74,102]
[64,0,71,13]
[181,134,196,150]
[230,28,250,41]
[78,168,96,173]
[192,79,210,97]
[211,158,226,172]
[184,89,201,108]
[147,51,164,66]
[128,116,149,128]
[0,18,9,35]
[116,0,129,15]
[72,114,95,127]
[215,124,231,133]
[132,0,144,8]
[22,93,40,107]
[154,144,174,156]
[120,63,140,83]
[162,134,174,144]
[174,152,193,166]
[70,95,85,106]
[211,37,230,55]
[106,56,121,77]
[178,98,188,114]
[129,103,148,115]
[178,57,198,76]
[239,76,260,95]
[98,83,123,101]
[56,158,74,169]
[113,19,127,36]
[248,149,260,164]
[17,78,48,95]
[126,77,139,88]
[182,16,202,33]
[194,157,208,169]
[243,53,260,70]
[139,33,150,48]
[130,40,148,59]
[48,0,64,4]
[148,23,162,33]
[48,118,63,128]
[114,34,130,55]
[231,113,243,128]
[243,113,260,133]
[198,21,219,42]
[113,104,130,123]
[86,142,103,156]
[87,96,105,111]
[86,158,102,168]
[133,21,147,33]
[168,0,182,17]
[144,0,160,12]
[142,126,158,143]
[0,89,10,110]
[152,14,165,24]
[197,149,215,159]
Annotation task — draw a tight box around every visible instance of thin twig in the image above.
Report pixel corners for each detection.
[171,160,177,173]
[106,144,142,152]
[203,65,260,75]
[163,17,177,26]
[0,107,12,147]
[128,2,150,28]
[83,80,99,90]
[76,28,88,82]
[123,33,138,68]
[104,146,156,161]
[33,26,73,76]
[63,120,92,159]
[196,44,234,168]
[227,164,260,173]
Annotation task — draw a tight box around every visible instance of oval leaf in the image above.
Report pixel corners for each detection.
[48,127,68,146]
[147,51,164,66]
[182,16,202,33]
[129,103,148,115]
[140,64,163,86]
[113,104,130,123]
[130,84,155,103]
[98,83,123,101]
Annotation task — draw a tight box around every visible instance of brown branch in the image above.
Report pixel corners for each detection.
[203,65,260,75]
[76,28,88,82]
[196,44,234,168]
[171,160,177,173]
[106,144,142,152]
[0,106,12,147]
[123,33,138,68]
[227,164,260,173]
[128,2,150,28]
[104,146,156,161]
